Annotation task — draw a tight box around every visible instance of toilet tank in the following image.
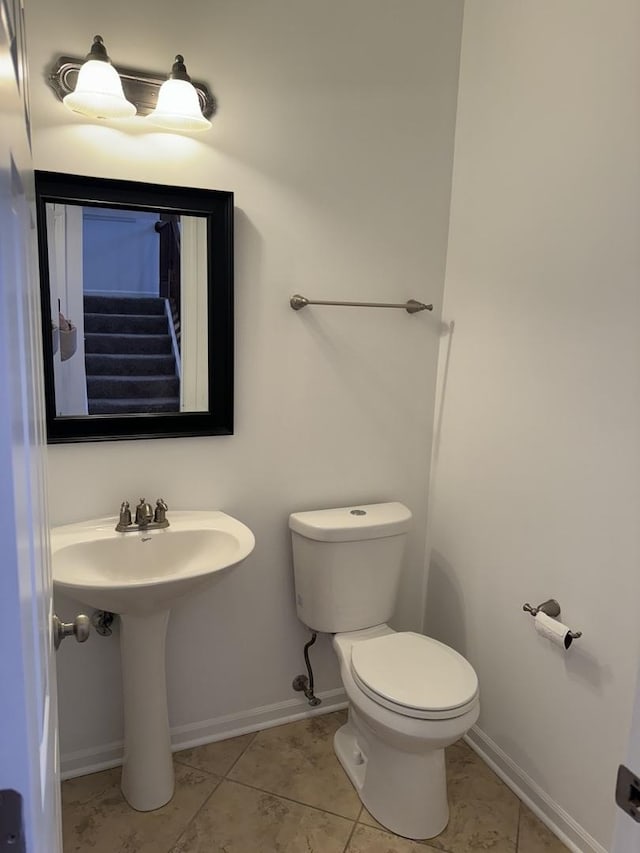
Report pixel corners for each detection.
[289,502,412,633]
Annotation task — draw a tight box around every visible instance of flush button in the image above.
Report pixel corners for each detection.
[350,509,366,516]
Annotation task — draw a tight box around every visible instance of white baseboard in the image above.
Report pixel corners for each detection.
[61,687,347,781]
[465,726,608,853]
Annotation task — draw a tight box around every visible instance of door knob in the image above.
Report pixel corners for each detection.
[53,614,90,650]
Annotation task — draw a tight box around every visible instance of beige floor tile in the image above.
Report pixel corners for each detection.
[169,779,353,853]
[175,732,255,776]
[428,740,520,853]
[228,711,361,819]
[347,824,440,852]
[62,763,219,853]
[359,805,380,827]
[358,805,387,832]
[517,805,570,852]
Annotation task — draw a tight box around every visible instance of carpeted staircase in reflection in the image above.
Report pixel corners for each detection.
[84,295,179,415]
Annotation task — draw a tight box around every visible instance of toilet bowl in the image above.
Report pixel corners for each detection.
[332,624,479,839]
[289,502,480,840]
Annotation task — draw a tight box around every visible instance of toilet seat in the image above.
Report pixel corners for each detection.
[350,631,478,720]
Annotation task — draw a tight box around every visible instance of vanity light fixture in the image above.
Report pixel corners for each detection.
[49,42,216,131]
[62,35,136,120]
[147,55,212,132]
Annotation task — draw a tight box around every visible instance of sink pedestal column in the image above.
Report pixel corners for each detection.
[120,609,174,811]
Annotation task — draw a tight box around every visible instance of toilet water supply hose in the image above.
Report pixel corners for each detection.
[292,631,322,707]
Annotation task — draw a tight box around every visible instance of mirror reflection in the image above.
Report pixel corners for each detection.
[47,202,208,416]
[36,171,234,443]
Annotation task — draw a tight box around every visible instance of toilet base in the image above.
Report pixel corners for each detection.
[334,711,449,840]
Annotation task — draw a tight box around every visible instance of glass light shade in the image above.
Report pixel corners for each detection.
[63,59,136,119]
[147,78,211,131]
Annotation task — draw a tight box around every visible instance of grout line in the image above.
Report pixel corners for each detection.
[167,729,262,853]
[341,816,359,852]
[355,807,374,828]
[354,798,459,851]
[165,774,223,853]
[342,804,364,853]
[172,755,218,777]
[172,730,258,779]
[359,820,453,851]
[224,731,258,778]
[222,777,360,824]
[351,819,447,851]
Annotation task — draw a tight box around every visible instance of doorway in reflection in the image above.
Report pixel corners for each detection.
[46,203,208,416]
[84,208,179,414]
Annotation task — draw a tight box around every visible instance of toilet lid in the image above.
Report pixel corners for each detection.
[350,632,478,717]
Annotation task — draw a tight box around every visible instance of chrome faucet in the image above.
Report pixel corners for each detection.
[135,498,154,526]
[116,498,170,532]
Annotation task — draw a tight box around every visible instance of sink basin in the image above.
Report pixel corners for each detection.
[50,510,255,812]
[51,510,255,616]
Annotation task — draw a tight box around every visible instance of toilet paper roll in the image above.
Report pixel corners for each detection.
[534,611,574,649]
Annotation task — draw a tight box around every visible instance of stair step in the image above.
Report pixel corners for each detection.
[85,353,177,377]
[88,397,180,415]
[84,333,173,355]
[84,313,169,335]
[86,375,179,399]
[84,295,166,315]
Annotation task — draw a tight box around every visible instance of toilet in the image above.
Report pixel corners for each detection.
[289,501,479,840]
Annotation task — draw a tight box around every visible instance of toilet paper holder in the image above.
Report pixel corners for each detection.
[522,599,582,640]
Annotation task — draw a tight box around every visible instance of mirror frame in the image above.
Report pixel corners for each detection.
[35,171,234,443]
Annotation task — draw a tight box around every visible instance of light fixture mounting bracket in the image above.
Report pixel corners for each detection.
[48,55,216,119]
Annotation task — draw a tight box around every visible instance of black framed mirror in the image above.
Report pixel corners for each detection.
[35,171,233,442]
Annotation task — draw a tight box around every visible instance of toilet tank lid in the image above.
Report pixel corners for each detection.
[288,502,412,542]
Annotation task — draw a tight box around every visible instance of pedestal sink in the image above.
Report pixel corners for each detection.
[51,510,255,811]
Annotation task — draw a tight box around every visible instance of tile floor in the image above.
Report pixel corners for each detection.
[62,711,569,853]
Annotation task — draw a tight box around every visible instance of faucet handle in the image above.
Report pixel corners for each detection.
[154,498,168,523]
[116,500,132,532]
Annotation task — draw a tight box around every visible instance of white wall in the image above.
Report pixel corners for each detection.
[25,0,464,767]
[427,2,640,850]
